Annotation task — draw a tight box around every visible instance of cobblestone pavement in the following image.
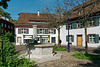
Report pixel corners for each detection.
[15,45,100,67]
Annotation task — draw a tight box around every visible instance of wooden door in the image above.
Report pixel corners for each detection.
[77,35,82,46]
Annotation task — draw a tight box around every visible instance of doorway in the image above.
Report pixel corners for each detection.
[77,35,82,46]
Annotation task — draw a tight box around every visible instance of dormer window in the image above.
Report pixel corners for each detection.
[29,21,45,23]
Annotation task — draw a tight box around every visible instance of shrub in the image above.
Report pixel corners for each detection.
[0,33,35,67]
[0,53,35,67]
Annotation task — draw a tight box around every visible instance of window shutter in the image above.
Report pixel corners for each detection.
[72,35,74,42]
[95,18,99,26]
[37,29,39,34]
[27,29,29,34]
[87,35,89,43]
[66,25,68,30]
[66,35,68,42]
[81,21,84,28]
[18,29,20,34]
[95,34,99,43]
[45,29,48,34]
[72,22,76,29]
[54,29,56,34]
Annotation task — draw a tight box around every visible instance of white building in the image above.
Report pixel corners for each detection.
[15,12,58,45]
[60,15,100,48]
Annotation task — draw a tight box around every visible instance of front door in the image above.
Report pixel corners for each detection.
[51,37,56,43]
[77,35,82,46]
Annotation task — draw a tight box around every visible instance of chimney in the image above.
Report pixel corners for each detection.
[38,10,40,16]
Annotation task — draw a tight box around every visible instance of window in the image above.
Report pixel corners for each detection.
[8,25,10,28]
[29,21,45,23]
[89,35,95,42]
[17,37,21,43]
[66,35,74,42]
[69,23,72,29]
[38,28,55,34]
[39,29,43,34]
[5,24,6,28]
[88,19,95,27]
[49,29,54,34]
[5,30,6,33]
[2,30,3,33]
[18,28,29,34]
[11,26,13,29]
[77,21,83,28]
[69,36,72,42]
[2,23,3,27]
[39,29,46,34]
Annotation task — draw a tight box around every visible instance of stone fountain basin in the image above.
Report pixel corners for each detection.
[25,43,55,58]
[19,43,62,63]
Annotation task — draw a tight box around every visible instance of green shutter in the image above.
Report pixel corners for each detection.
[81,21,84,28]
[18,29,20,34]
[72,35,74,42]
[45,29,48,34]
[66,35,68,42]
[72,22,77,29]
[95,18,99,26]
[37,29,39,34]
[95,34,99,43]
[66,25,68,30]
[54,29,56,34]
[27,29,29,34]
[87,35,89,43]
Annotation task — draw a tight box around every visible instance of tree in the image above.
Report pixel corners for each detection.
[0,8,11,19]
[42,0,69,48]
[68,0,100,54]
[0,0,10,9]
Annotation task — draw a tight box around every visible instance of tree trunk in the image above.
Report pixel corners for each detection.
[84,21,88,54]
[58,27,60,48]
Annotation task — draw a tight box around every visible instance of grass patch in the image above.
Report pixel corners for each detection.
[54,46,67,51]
[72,52,100,60]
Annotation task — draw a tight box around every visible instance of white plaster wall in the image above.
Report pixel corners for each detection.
[60,24,100,47]
[15,27,34,45]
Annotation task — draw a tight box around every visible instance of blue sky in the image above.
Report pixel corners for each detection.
[1,0,57,20]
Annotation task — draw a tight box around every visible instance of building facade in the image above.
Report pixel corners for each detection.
[60,15,100,48]
[15,12,58,45]
[0,16,15,35]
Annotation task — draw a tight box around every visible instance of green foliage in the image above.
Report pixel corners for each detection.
[0,53,35,67]
[72,52,100,60]
[0,32,15,42]
[12,20,17,23]
[54,46,67,51]
[0,0,10,9]
[0,33,35,67]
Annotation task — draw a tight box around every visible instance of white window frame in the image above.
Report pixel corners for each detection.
[49,29,54,34]
[89,35,95,43]
[69,35,72,42]
[69,24,72,29]
[88,19,95,27]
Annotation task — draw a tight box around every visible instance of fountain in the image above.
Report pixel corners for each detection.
[19,41,62,63]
